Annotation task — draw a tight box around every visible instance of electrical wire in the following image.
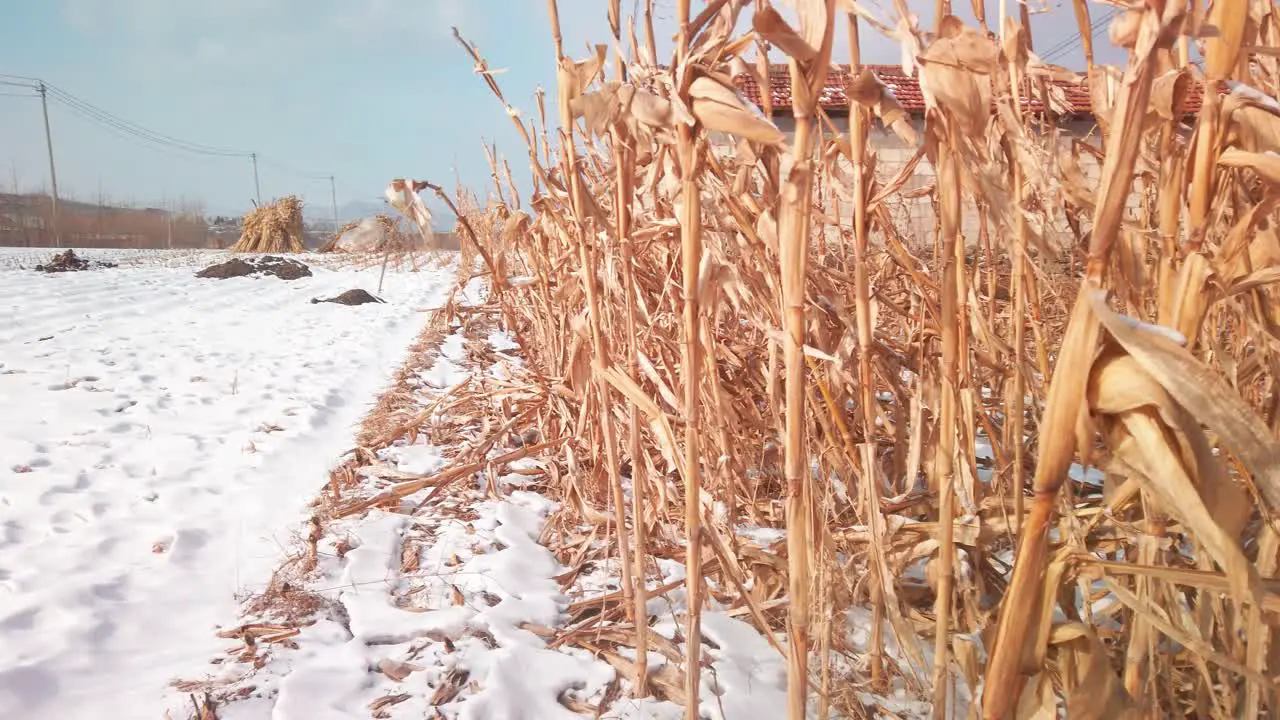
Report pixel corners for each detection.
[46,86,333,177]
[2,73,334,186]
[1,73,252,157]
[255,154,332,181]
[1040,7,1121,64]
[45,86,251,157]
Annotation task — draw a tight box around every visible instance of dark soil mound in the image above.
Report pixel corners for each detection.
[310,289,385,306]
[35,249,117,273]
[197,256,312,280]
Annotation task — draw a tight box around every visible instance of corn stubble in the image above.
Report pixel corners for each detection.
[434,0,1280,717]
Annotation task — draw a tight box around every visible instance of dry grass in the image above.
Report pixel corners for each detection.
[232,196,306,253]
[399,0,1280,718]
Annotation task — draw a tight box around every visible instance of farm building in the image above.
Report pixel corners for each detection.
[727,64,1207,245]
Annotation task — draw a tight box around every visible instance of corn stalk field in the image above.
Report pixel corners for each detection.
[423,0,1280,717]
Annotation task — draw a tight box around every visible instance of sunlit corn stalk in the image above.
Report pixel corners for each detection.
[755,2,839,717]
[1122,496,1167,700]
[673,2,705,715]
[1003,17,1029,536]
[929,116,961,720]
[845,10,887,692]
[1069,0,1096,70]
[1242,526,1280,717]
[1187,0,1246,245]
[982,2,1166,714]
[450,28,561,364]
[1125,56,1192,707]
[606,0,650,696]
[545,0,636,634]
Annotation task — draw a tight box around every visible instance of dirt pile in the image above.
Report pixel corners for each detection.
[35,250,117,273]
[310,289,385,306]
[196,256,312,281]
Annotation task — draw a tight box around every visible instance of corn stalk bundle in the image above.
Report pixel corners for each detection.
[232,195,306,253]
[415,1,1280,717]
[320,214,411,253]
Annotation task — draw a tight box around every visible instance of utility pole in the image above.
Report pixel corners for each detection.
[12,161,25,246]
[38,82,61,248]
[167,202,173,250]
[97,177,104,241]
[328,175,339,232]
[250,152,262,206]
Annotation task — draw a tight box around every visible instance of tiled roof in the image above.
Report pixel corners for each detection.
[734,63,1211,118]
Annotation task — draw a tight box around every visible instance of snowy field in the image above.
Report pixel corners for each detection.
[0,248,456,719]
[152,279,821,720]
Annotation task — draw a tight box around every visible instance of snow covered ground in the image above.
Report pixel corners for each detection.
[0,248,935,720]
[0,249,456,719]
[157,284,811,720]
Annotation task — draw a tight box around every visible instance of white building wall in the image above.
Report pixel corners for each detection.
[713,114,1143,254]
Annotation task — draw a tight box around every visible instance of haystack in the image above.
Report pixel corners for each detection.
[232,195,306,253]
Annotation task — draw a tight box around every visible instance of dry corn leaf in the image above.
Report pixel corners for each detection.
[1147,67,1190,120]
[1087,349,1259,605]
[918,16,998,136]
[594,364,684,480]
[376,658,423,682]
[1218,197,1278,276]
[1050,623,1138,719]
[752,3,817,62]
[1103,578,1273,688]
[1088,65,1124,137]
[1013,672,1058,719]
[687,74,786,146]
[1224,266,1280,296]
[1109,10,1143,49]
[1218,146,1280,184]
[624,85,678,130]
[1203,0,1249,79]
[845,68,914,144]
[792,0,831,52]
[1087,291,1280,518]
[569,82,623,137]
[1222,89,1280,153]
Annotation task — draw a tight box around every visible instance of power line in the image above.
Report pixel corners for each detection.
[42,92,244,161]
[2,76,241,158]
[1041,8,1121,64]
[3,72,339,214]
[50,88,250,157]
[2,75,247,157]
[255,154,332,180]
[38,82,332,180]
[1,75,336,176]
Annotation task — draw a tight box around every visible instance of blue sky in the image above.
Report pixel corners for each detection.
[0,1,1118,219]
